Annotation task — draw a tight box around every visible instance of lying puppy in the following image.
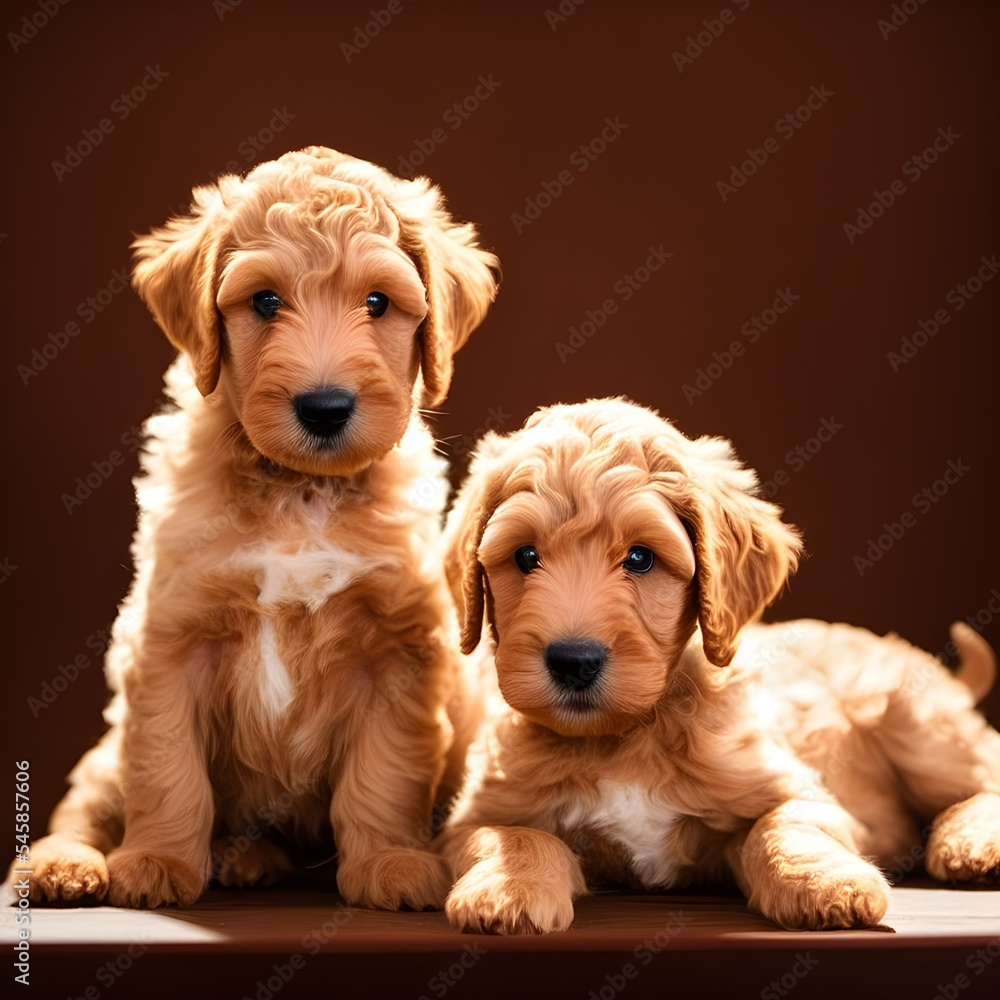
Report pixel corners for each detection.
[23,146,498,910]
[440,398,1000,932]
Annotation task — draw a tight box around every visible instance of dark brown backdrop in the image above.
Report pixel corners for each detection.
[3,0,998,825]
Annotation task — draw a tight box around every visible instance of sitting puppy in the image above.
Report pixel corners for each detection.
[440,398,1000,932]
[23,146,498,910]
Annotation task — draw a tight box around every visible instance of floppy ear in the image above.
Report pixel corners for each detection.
[444,438,509,654]
[131,184,229,396]
[389,180,499,408]
[654,435,803,667]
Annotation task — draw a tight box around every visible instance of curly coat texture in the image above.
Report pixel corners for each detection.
[440,399,1000,933]
[21,146,498,910]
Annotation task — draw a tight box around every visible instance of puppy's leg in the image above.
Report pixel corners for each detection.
[18,726,124,903]
[871,639,1000,884]
[925,792,1000,884]
[104,667,214,908]
[331,681,452,910]
[729,800,889,930]
[442,825,586,934]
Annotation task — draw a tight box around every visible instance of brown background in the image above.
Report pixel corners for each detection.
[3,0,998,828]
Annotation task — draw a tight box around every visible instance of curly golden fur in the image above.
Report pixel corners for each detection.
[440,398,1000,933]
[20,146,498,910]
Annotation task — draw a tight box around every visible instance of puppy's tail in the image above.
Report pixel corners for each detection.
[951,621,996,704]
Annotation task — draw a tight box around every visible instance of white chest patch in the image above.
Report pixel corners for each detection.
[257,619,293,722]
[568,781,683,888]
[232,542,370,612]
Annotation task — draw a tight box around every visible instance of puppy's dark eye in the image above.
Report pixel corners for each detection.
[251,290,282,320]
[624,546,655,574]
[514,545,541,574]
[366,291,390,317]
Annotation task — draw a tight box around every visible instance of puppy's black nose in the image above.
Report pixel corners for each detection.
[545,639,607,691]
[294,387,356,438]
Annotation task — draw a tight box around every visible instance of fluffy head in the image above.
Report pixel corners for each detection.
[446,398,803,737]
[131,146,499,477]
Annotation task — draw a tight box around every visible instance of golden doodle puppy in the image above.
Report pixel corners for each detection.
[440,398,1000,933]
[22,146,498,910]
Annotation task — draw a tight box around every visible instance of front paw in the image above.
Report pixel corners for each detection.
[18,834,109,903]
[106,849,205,907]
[337,847,449,911]
[752,858,889,930]
[926,792,1000,884]
[446,862,575,934]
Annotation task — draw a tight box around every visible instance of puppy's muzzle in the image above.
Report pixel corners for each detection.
[294,386,356,440]
[545,639,607,692]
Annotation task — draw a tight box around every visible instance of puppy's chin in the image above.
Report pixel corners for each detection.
[524,704,641,739]
[243,416,408,479]
[260,447,376,479]
[497,667,653,739]
[241,434,374,478]
[516,700,653,739]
